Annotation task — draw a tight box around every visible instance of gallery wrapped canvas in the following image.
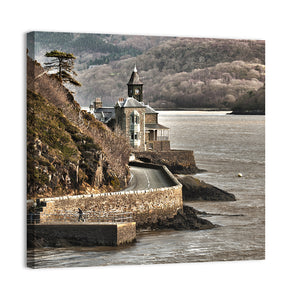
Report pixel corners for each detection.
[27,31,265,268]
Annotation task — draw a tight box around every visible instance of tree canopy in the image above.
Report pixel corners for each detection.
[44,50,81,86]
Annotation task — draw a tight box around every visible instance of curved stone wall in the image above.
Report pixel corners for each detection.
[28,164,183,226]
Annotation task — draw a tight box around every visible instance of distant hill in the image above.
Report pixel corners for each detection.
[74,37,265,109]
[27,31,171,70]
[28,32,265,110]
[27,55,131,198]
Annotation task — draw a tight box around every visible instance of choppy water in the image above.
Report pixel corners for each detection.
[27,111,265,268]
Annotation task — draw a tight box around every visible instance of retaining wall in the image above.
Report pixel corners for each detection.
[28,164,183,227]
[133,150,200,174]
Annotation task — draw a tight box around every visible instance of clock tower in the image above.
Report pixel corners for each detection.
[127,65,143,102]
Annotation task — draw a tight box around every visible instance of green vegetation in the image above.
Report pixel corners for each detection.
[44,50,81,86]
[28,32,147,70]
[87,46,142,68]
[27,54,131,198]
[27,89,103,197]
[27,90,80,162]
[68,34,143,67]
[110,175,120,190]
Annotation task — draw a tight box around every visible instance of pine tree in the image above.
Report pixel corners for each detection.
[44,50,81,86]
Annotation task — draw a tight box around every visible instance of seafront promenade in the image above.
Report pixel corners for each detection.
[27,163,183,249]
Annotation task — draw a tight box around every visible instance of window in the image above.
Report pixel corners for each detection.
[131,111,140,124]
[131,133,138,140]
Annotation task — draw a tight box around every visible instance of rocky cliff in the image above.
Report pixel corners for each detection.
[27,56,131,198]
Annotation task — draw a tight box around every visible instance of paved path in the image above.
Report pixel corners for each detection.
[124,166,173,191]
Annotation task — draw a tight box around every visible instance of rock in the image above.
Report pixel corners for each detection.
[177,175,236,201]
[137,205,215,231]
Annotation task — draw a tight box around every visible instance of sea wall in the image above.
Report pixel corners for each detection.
[28,164,183,227]
[27,222,136,249]
[148,140,171,151]
[133,150,202,174]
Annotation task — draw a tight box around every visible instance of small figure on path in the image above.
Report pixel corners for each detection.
[28,207,34,224]
[78,208,83,222]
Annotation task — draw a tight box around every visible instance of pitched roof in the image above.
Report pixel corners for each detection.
[145,123,169,130]
[117,97,145,108]
[145,105,157,114]
[94,107,115,123]
[116,98,159,115]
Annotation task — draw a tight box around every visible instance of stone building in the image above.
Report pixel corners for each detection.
[90,66,170,151]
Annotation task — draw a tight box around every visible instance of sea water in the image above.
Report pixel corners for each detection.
[27,111,265,268]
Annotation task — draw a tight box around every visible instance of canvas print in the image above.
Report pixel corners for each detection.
[26,31,265,268]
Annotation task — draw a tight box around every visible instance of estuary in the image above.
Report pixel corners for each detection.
[27,111,265,268]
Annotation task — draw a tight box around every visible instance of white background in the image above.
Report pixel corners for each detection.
[1,1,300,299]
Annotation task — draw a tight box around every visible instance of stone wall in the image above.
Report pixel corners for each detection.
[29,164,183,227]
[134,150,201,174]
[115,106,146,151]
[27,222,136,249]
[150,140,171,151]
[145,113,158,124]
[117,223,137,245]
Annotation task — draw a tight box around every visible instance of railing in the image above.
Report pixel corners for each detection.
[156,136,169,141]
[27,211,133,224]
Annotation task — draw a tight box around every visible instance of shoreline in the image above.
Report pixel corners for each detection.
[154,107,232,111]
[135,205,215,231]
[228,111,265,115]
[27,160,234,248]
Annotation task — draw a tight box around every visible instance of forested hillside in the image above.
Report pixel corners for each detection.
[28,32,171,70]
[28,32,265,110]
[75,38,265,109]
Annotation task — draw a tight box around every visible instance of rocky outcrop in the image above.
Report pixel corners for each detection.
[27,90,107,197]
[27,56,131,198]
[137,205,215,231]
[177,175,236,201]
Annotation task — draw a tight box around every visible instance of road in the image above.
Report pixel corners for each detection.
[124,166,174,191]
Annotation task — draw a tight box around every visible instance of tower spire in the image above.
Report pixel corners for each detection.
[127,64,143,102]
